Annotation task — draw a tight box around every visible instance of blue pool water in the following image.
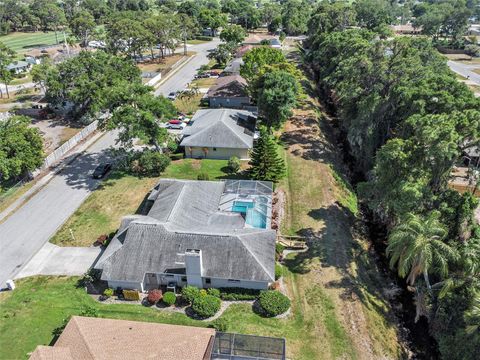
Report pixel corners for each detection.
[246,209,267,229]
[232,200,267,229]
[232,201,254,213]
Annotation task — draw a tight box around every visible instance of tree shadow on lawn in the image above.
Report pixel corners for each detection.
[283,202,396,324]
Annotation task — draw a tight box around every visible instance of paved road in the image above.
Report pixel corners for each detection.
[447,60,480,85]
[0,40,219,287]
[154,38,220,97]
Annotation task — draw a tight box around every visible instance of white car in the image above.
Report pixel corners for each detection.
[166,122,186,130]
[167,92,177,100]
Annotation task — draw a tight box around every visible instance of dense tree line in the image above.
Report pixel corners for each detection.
[306,2,480,358]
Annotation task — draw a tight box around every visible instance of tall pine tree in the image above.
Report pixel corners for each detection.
[249,127,286,182]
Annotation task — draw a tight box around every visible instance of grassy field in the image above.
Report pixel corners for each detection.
[50,159,243,247]
[0,31,61,54]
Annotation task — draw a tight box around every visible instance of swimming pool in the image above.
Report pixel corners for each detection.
[232,200,267,229]
[232,201,254,213]
[245,209,267,229]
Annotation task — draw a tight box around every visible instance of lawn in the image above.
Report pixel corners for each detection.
[173,93,204,115]
[0,31,61,54]
[50,159,244,247]
[187,39,212,45]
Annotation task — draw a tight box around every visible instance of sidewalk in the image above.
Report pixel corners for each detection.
[0,130,106,223]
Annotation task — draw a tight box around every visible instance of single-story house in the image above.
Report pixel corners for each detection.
[243,33,276,45]
[235,44,254,58]
[95,179,275,292]
[6,60,31,74]
[391,24,422,35]
[30,316,216,360]
[180,108,256,160]
[207,74,249,109]
[223,58,244,75]
[30,316,287,360]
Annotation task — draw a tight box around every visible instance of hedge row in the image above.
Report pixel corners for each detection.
[219,287,260,301]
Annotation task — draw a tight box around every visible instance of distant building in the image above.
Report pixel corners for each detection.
[207,74,250,108]
[391,24,422,35]
[6,60,31,74]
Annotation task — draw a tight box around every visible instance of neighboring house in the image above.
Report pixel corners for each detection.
[95,179,275,292]
[223,58,244,75]
[29,316,216,360]
[391,24,422,35]
[30,316,287,360]
[25,56,41,65]
[6,60,31,74]
[207,74,249,109]
[180,108,256,160]
[235,44,254,58]
[243,33,276,45]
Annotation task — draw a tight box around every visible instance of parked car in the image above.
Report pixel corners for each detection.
[166,122,186,130]
[92,163,112,179]
[169,119,182,124]
[167,92,177,100]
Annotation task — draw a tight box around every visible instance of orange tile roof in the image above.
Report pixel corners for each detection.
[30,316,215,360]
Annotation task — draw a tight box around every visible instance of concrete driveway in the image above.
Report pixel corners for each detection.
[15,242,102,279]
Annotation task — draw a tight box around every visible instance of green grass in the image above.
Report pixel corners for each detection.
[187,39,211,45]
[50,160,244,247]
[0,31,62,54]
[0,276,207,360]
[330,165,359,216]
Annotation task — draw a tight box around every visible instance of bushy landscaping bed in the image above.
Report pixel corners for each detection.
[219,287,260,301]
[258,290,291,317]
[192,295,221,318]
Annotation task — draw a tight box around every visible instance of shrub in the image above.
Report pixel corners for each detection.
[163,291,176,306]
[103,288,114,298]
[207,288,221,298]
[199,289,208,297]
[227,156,241,174]
[258,290,290,317]
[132,150,171,176]
[219,287,260,301]
[465,44,480,57]
[197,172,210,180]
[147,289,162,304]
[275,263,283,280]
[169,153,184,161]
[211,318,229,331]
[196,35,213,41]
[166,139,178,153]
[182,286,200,304]
[79,306,98,318]
[192,295,221,318]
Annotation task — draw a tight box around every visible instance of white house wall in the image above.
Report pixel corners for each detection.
[186,147,250,160]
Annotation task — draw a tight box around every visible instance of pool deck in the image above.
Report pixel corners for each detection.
[218,193,272,229]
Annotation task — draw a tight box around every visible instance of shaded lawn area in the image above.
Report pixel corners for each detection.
[0,31,61,54]
[173,93,204,115]
[50,159,246,247]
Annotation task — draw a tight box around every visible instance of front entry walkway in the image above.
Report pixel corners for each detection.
[15,242,102,279]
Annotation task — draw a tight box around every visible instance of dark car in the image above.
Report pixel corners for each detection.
[92,163,112,179]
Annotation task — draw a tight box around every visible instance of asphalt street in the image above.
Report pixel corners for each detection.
[447,60,480,86]
[0,40,219,287]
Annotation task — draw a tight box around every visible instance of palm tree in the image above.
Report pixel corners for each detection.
[466,294,480,335]
[387,211,459,292]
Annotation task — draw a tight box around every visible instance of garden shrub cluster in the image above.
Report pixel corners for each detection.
[192,295,221,318]
[103,288,114,298]
[219,287,260,301]
[163,291,176,306]
[258,290,290,317]
[131,150,171,176]
[147,289,162,305]
[182,286,200,304]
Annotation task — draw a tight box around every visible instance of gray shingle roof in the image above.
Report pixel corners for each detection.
[180,109,256,149]
[207,75,247,98]
[96,179,276,284]
[99,220,276,283]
